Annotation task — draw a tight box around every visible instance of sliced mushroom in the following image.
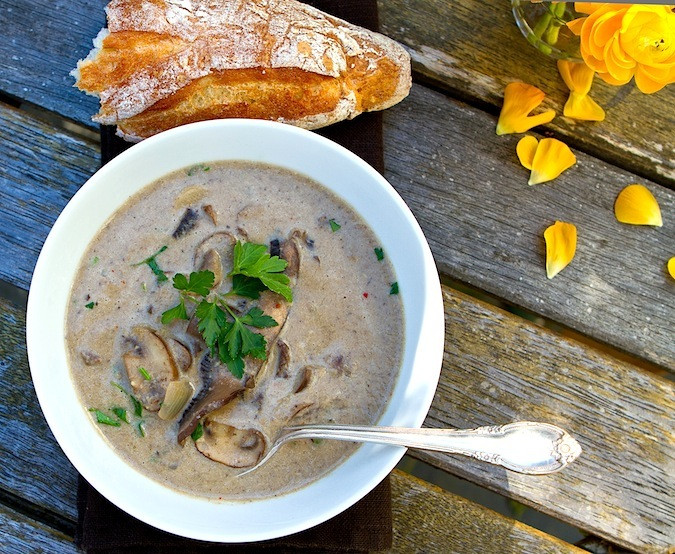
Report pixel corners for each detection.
[173,208,199,239]
[198,248,223,288]
[122,327,178,411]
[177,354,245,443]
[165,338,192,372]
[293,365,327,394]
[281,230,304,280]
[245,290,290,381]
[157,380,194,420]
[193,231,236,275]
[202,204,218,225]
[275,340,291,378]
[195,421,266,468]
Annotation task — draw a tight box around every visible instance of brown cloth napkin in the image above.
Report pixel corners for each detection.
[77,1,392,552]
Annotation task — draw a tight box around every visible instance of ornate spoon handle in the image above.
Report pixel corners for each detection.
[278,421,581,475]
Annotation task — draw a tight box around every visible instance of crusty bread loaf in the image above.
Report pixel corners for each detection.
[72,0,411,141]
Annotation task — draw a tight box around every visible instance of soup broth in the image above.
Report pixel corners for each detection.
[65,161,403,500]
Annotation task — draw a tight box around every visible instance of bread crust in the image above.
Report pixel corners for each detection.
[73,0,411,140]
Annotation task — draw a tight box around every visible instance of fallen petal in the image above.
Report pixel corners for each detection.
[563,92,606,121]
[668,257,675,280]
[529,138,577,185]
[557,60,595,95]
[544,221,577,279]
[517,136,539,170]
[496,82,556,135]
[614,184,663,226]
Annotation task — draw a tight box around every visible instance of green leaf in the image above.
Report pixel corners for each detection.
[85,302,95,309]
[138,367,152,381]
[258,273,293,302]
[329,219,341,232]
[173,271,214,296]
[196,300,227,349]
[137,421,146,437]
[112,407,129,423]
[232,241,268,274]
[240,307,278,328]
[225,356,245,379]
[187,164,210,176]
[130,395,143,417]
[230,274,267,299]
[133,245,168,284]
[89,408,121,427]
[191,422,204,441]
[374,247,384,261]
[390,282,399,295]
[161,299,188,324]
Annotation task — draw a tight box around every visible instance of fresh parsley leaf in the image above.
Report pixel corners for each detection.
[138,367,152,381]
[89,408,121,427]
[374,247,384,261]
[112,407,129,423]
[230,241,292,302]
[133,246,168,284]
[161,299,188,324]
[390,282,399,295]
[329,219,341,232]
[137,421,146,437]
[191,422,204,441]
[85,301,95,309]
[196,300,227,349]
[230,274,267,299]
[173,271,214,296]
[239,307,278,329]
[111,382,143,416]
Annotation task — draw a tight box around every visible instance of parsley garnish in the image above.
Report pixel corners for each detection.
[133,246,168,284]
[89,408,121,427]
[137,421,146,437]
[329,219,341,232]
[186,164,210,176]
[112,381,143,417]
[138,367,152,381]
[112,407,129,423]
[191,422,204,441]
[161,241,290,378]
[390,282,399,295]
[374,247,384,261]
[85,301,95,309]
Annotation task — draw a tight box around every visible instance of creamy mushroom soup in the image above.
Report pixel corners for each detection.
[66,161,403,500]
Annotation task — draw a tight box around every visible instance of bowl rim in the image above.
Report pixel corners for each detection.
[26,119,444,542]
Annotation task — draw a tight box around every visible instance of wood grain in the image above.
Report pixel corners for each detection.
[2,285,672,550]
[390,470,584,554]
[384,85,675,371]
[409,287,674,553]
[0,505,77,553]
[0,296,79,521]
[379,0,675,187]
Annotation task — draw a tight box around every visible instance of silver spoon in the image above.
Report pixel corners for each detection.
[238,421,581,476]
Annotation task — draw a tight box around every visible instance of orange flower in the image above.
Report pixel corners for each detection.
[614,184,663,226]
[557,60,606,121]
[568,4,675,93]
[516,136,577,185]
[544,221,577,279]
[496,82,556,135]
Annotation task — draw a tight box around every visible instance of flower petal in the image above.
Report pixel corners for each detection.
[567,17,585,36]
[517,136,539,170]
[668,257,675,280]
[529,138,577,185]
[564,92,606,121]
[496,82,556,135]
[557,60,595,95]
[614,184,663,226]
[544,221,577,279]
[574,3,602,16]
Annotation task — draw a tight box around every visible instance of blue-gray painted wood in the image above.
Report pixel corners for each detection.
[1,506,77,554]
[0,296,79,522]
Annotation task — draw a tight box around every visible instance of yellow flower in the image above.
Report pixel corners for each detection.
[516,136,577,185]
[668,257,675,280]
[568,4,675,93]
[557,60,606,121]
[496,82,556,135]
[614,184,663,226]
[544,221,577,279]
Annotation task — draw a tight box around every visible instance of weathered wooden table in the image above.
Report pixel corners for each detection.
[1,1,673,552]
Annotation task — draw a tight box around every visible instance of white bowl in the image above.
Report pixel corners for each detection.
[26,119,444,542]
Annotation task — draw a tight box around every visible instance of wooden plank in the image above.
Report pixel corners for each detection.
[0,505,77,554]
[383,85,675,371]
[390,470,584,554]
[0,296,79,522]
[408,286,674,554]
[0,102,99,290]
[379,0,675,186]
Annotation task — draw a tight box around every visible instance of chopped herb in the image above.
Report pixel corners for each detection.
[89,408,121,427]
[311,438,323,445]
[186,164,210,176]
[230,240,292,302]
[111,382,143,416]
[142,282,147,292]
[390,282,399,295]
[112,407,129,423]
[91,256,99,266]
[191,422,204,441]
[138,367,152,381]
[85,301,95,309]
[137,421,146,437]
[132,245,168,284]
[329,219,341,232]
[374,247,385,261]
